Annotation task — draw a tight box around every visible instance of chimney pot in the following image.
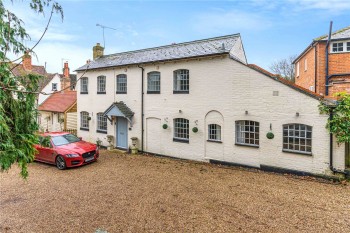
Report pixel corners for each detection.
[93,43,104,60]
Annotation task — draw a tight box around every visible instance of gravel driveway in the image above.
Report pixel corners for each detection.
[1,151,349,232]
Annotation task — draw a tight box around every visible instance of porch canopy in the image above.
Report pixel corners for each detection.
[103,101,134,124]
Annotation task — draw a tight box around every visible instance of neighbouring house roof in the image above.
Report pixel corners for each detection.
[315,25,350,41]
[11,63,47,76]
[37,73,57,92]
[247,64,337,104]
[76,34,243,71]
[294,25,350,63]
[104,101,134,120]
[38,91,77,113]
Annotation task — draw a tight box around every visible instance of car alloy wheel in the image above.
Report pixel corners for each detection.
[56,155,66,170]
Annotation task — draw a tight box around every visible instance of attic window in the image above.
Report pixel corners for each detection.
[52,83,57,91]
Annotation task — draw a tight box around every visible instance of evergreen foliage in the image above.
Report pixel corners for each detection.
[0,0,63,178]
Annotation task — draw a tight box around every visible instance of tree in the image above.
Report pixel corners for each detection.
[269,55,297,82]
[319,92,350,144]
[0,0,63,178]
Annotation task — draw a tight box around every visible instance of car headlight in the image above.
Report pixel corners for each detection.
[66,154,79,158]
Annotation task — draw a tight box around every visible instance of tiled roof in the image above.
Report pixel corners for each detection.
[11,63,47,76]
[76,34,241,71]
[315,25,350,41]
[104,101,134,119]
[37,73,56,92]
[247,64,327,100]
[38,91,77,113]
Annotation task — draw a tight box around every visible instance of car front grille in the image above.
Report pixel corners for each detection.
[82,150,96,158]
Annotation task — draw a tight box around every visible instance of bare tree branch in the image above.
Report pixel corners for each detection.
[269,55,297,82]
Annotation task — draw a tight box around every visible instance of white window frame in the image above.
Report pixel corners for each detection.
[97,76,106,93]
[283,124,312,155]
[296,62,300,77]
[81,77,88,93]
[173,118,189,142]
[52,83,57,91]
[235,120,259,147]
[173,69,189,93]
[96,113,107,133]
[304,59,307,71]
[80,111,89,130]
[116,74,127,94]
[147,72,161,93]
[331,41,345,53]
[208,124,221,142]
[347,42,350,52]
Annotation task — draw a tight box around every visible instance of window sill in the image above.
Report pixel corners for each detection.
[80,128,89,131]
[97,92,106,94]
[235,143,259,148]
[207,140,222,143]
[282,149,312,156]
[96,130,107,134]
[116,92,127,94]
[147,91,160,94]
[173,90,189,94]
[173,138,189,143]
[80,92,88,94]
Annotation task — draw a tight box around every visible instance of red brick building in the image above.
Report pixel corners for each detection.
[293,25,350,97]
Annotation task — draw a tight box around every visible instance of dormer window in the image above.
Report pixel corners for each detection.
[52,83,57,91]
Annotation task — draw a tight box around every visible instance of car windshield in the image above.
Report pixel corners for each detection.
[51,134,80,146]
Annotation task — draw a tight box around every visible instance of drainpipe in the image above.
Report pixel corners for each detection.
[325,21,332,96]
[314,43,317,93]
[138,65,144,152]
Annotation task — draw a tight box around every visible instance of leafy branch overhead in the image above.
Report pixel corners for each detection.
[319,92,350,144]
[0,0,63,178]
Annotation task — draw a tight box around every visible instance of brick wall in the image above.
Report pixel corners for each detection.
[296,42,350,97]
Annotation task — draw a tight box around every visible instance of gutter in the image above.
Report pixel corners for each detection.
[325,21,332,96]
[137,65,145,151]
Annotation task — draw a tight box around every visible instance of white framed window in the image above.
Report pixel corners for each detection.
[96,113,107,133]
[208,124,221,142]
[347,42,350,51]
[296,62,300,77]
[116,74,127,93]
[81,77,88,94]
[283,124,312,154]
[52,83,57,91]
[173,118,189,142]
[97,76,106,94]
[80,111,89,130]
[173,69,189,93]
[332,42,344,52]
[235,120,259,147]
[309,86,315,92]
[147,72,160,93]
[304,59,307,71]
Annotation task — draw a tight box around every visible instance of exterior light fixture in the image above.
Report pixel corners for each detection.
[296,112,300,117]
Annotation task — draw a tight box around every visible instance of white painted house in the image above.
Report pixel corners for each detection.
[75,35,349,177]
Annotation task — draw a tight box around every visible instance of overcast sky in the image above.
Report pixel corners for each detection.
[5,0,350,74]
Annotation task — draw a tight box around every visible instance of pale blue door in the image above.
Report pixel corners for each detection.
[117,118,128,149]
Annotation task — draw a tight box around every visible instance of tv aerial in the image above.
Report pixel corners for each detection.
[96,23,117,48]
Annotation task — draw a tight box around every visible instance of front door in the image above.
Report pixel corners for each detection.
[117,117,128,149]
[346,142,350,168]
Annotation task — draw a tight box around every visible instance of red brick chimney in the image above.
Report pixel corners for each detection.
[22,52,32,70]
[61,61,71,90]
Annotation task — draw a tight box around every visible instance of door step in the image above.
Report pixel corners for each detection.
[108,148,128,154]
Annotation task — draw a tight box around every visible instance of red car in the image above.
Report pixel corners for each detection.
[34,132,99,170]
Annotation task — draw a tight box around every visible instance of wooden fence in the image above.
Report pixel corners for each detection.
[63,129,77,136]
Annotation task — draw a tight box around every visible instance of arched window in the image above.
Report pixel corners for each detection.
[208,124,221,142]
[173,69,189,93]
[283,124,312,154]
[96,113,107,133]
[97,75,106,94]
[147,72,160,93]
[173,118,189,142]
[116,74,127,94]
[80,111,89,130]
[80,77,88,94]
[235,120,259,147]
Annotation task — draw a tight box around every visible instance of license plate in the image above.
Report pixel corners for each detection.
[85,156,95,162]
